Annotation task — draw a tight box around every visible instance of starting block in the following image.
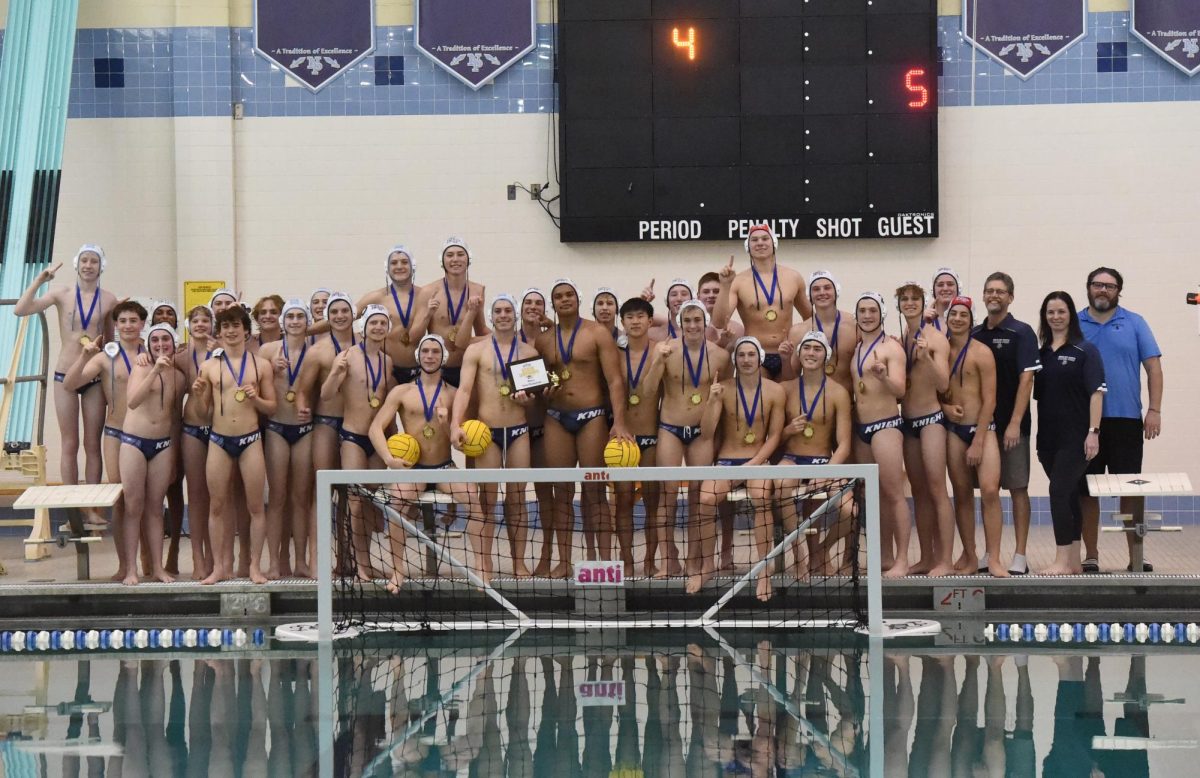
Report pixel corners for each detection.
[13,484,123,580]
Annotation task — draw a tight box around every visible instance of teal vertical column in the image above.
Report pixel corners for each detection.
[0,0,80,445]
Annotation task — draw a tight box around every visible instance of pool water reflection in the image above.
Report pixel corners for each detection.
[2,632,1199,777]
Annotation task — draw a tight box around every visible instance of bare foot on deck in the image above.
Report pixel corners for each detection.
[152,569,175,584]
[249,565,269,585]
[531,559,551,577]
[547,563,571,579]
[685,564,714,594]
[122,573,140,586]
[927,563,956,577]
[356,565,382,583]
[987,561,1010,578]
[386,572,405,593]
[645,563,660,579]
[664,558,683,577]
[883,560,911,579]
[907,559,932,576]
[756,574,773,602]
[953,555,979,575]
[513,562,531,578]
[200,570,231,585]
[292,564,313,580]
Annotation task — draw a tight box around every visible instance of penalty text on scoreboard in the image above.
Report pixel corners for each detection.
[632,213,937,241]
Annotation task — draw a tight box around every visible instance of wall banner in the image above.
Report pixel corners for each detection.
[254,0,375,91]
[1133,1,1200,77]
[415,0,536,90]
[962,1,1087,80]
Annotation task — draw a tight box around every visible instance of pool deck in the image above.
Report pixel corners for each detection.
[2,524,1199,624]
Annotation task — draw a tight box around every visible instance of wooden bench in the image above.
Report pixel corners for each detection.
[13,484,123,580]
[1088,472,1193,572]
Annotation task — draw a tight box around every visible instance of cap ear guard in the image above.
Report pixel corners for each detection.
[797,330,833,364]
[551,278,579,298]
[521,287,545,306]
[807,270,842,301]
[209,288,238,308]
[152,300,179,323]
[418,333,449,366]
[360,303,392,332]
[854,292,887,323]
[931,267,962,295]
[743,224,779,253]
[733,335,766,366]
[73,244,107,274]
[385,245,416,283]
[281,298,312,324]
[488,293,518,328]
[591,287,618,315]
[675,299,711,329]
[666,279,694,300]
[325,293,356,320]
[144,322,181,349]
[440,237,470,268]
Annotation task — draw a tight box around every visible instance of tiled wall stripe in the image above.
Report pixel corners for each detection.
[939,12,1200,106]
[0,14,1183,119]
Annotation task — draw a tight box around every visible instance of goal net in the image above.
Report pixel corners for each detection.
[313,464,885,638]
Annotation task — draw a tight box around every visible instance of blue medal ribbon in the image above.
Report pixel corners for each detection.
[668,320,677,339]
[905,321,926,372]
[417,377,443,424]
[390,284,414,329]
[799,375,826,425]
[75,284,100,335]
[626,344,649,392]
[751,263,779,309]
[683,342,706,390]
[283,339,307,389]
[950,340,970,386]
[556,319,582,367]
[856,331,886,382]
[330,331,356,355]
[222,350,248,387]
[492,336,516,382]
[738,376,762,431]
[815,311,841,354]
[191,346,213,374]
[443,279,467,326]
[361,343,383,400]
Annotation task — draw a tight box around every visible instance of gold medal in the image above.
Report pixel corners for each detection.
[369,396,381,409]
[690,392,703,405]
[628,394,640,406]
[743,431,756,444]
[803,425,815,439]
[499,384,511,397]
[857,380,866,394]
[560,368,571,381]
[422,424,435,440]
[79,335,92,346]
[285,390,296,403]
[399,332,410,346]
[764,309,778,322]
[235,389,248,403]
[824,363,835,376]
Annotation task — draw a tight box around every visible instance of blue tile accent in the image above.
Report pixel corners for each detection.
[93,57,125,88]
[58,15,1200,119]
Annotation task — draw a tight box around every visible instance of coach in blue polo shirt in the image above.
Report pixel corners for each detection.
[1078,266,1163,573]
[972,272,1041,575]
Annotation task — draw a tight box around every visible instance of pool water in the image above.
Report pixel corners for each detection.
[2,630,1199,777]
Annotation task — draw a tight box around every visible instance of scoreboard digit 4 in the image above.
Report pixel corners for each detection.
[557,0,939,242]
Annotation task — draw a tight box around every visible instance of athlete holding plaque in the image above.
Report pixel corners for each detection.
[260,298,316,579]
[697,336,786,600]
[653,300,730,578]
[775,331,852,579]
[413,237,488,387]
[191,305,276,585]
[534,278,632,577]
[451,295,539,576]
[14,245,117,519]
[711,224,812,380]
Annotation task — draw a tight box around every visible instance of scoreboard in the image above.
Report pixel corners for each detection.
[557,0,939,242]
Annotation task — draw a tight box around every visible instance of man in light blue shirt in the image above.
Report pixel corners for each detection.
[1078,267,1163,573]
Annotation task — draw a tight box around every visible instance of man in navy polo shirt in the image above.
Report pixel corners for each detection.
[972,272,1041,575]
[1079,267,1163,573]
